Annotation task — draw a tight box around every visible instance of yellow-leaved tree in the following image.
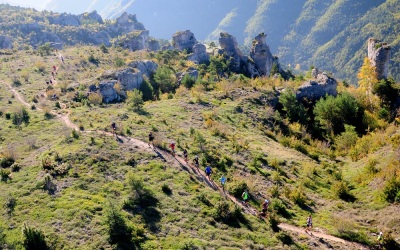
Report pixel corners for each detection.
[357,57,379,111]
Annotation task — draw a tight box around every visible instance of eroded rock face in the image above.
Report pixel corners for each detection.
[250,33,275,76]
[128,60,158,78]
[188,43,210,64]
[48,13,80,26]
[98,80,121,103]
[114,68,144,90]
[296,72,337,101]
[89,31,111,46]
[177,69,199,84]
[368,38,391,80]
[119,30,149,51]
[0,36,12,49]
[172,30,197,52]
[96,60,159,103]
[79,11,103,24]
[116,12,145,33]
[218,32,244,71]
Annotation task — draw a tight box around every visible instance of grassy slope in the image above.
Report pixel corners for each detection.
[0,46,399,249]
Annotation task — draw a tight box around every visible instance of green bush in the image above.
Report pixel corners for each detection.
[383,177,400,203]
[270,199,291,218]
[290,187,306,206]
[276,231,294,245]
[11,107,30,125]
[227,181,248,199]
[181,74,196,89]
[1,156,15,168]
[153,66,176,93]
[333,181,355,202]
[127,89,144,111]
[269,212,280,232]
[4,196,16,215]
[279,89,307,125]
[23,224,49,250]
[161,184,172,195]
[115,57,125,67]
[139,79,154,101]
[0,169,11,182]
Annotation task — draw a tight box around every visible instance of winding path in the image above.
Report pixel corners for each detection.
[0,81,368,249]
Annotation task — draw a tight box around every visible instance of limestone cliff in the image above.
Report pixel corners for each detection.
[368,38,391,80]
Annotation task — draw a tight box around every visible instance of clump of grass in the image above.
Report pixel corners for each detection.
[23,224,49,250]
[161,183,172,195]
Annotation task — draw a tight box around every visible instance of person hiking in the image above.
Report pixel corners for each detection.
[205,165,212,180]
[219,175,226,190]
[305,214,313,235]
[148,132,154,147]
[183,149,188,163]
[242,190,249,206]
[169,142,176,156]
[111,122,116,137]
[193,155,199,169]
[376,231,383,248]
[260,199,269,217]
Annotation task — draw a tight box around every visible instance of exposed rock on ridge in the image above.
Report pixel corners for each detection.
[368,38,391,80]
[250,33,277,77]
[172,30,209,64]
[296,72,337,101]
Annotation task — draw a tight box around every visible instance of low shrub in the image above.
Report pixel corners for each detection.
[270,199,291,218]
[161,184,172,195]
[333,181,356,202]
[4,196,16,215]
[227,181,248,199]
[23,224,49,250]
[383,177,400,203]
[276,231,294,245]
[0,169,11,182]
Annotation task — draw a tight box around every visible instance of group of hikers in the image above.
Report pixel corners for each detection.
[118,127,390,244]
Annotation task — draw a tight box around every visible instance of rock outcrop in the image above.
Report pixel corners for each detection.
[368,38,391,80]
[177,69,199,84]
[172,30,197,52]
[94,60,158,103]
[48,13,80,26]
[218,32,244,72]
[296,72,337,101]
[118,30,149,51]
[172,30,209,64]
[250,33,277,77]
[128,60,158,78]
[79,11,103,24]
[89,31,111,46]
[0,36,12,49]
[98,80,121,103]
[187,43,210,64]
[115,12,145,33]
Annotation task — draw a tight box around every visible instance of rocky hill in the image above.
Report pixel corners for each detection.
[45,0,400,83]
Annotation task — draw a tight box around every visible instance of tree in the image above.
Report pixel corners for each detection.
[357,57,379,111]
[181,74,196,89]
[314,93,360,134]
[153,66,176,93]
[139,79,154,101]
[279,89,307,125]
[127,89,143,111]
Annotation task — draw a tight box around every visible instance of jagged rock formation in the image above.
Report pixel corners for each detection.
[296,72,337,101]
[115,12,145,33]
[177,68,199,84]
[94,60,158,103]
[117,30,149,51]
[172,30,197,52]
[250,33,277,77]
[218,32,244,71]
[172,30,209,64]
[368,38,391,80]
[0,35,12,49]
[187,43,209,64]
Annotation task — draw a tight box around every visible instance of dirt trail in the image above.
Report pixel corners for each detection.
[0,81,369,249]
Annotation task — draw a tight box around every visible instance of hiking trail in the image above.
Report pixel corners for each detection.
[0,81,368,249]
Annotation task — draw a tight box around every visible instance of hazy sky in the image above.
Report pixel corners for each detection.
[0,0,51,10]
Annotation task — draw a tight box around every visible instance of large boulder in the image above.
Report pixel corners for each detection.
[114,68,144,90]
[128,60,158,78]
[296,72,337,101]
[172,30,197,52]
[368,38,391,80]
[250,33,276,77]
[98,80,121,103]
[0,36,12,49]
[188,43,210,64]
[146,38,160,51]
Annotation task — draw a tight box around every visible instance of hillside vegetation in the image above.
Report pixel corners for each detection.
[0,35,399,250]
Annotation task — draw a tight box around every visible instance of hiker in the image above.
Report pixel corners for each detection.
[148,132,154,147]
[183,149,188,163]
[193,155,199,169]
[305,214,313,234]
[53,65,57,71]
[169,142,175,156]
[242,190,249,206]
[219,175,226,190]
[111,122,116,136]
[260,199,269,217]
[376,231,383,248]
[205,165,212,180]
